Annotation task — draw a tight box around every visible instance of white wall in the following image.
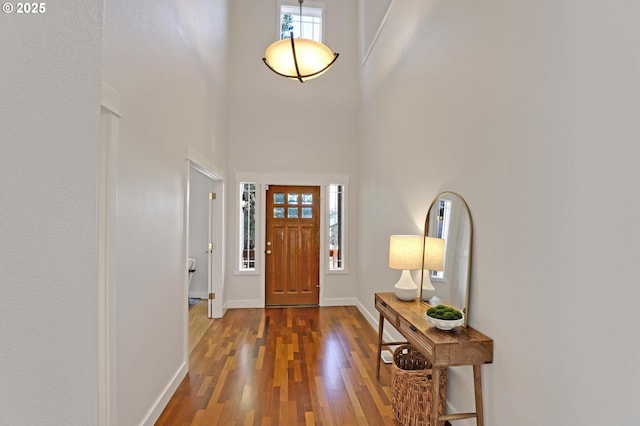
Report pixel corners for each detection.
[357,0,640,424]
[0,2,103,424]
[225,0,360,306]
[101,0,228,423]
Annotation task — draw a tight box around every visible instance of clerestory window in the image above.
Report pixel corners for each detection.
[279,2,324,42]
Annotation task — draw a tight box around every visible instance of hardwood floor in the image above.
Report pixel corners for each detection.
[189,300,214,354]
[157,306,402,425]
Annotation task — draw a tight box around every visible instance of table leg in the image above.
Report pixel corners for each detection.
[431,367,442,426]
[376,312,385,378]
[473,364,484,426]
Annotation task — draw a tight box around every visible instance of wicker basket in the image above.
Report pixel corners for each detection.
[391,344,447,426]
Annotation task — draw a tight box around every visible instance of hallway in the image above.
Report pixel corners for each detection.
[156,306,400,425]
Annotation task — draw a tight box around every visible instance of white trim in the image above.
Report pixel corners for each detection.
[140,362,188,426]
[355,298,402,346]
[325,183,350,274]
[237,182,259,274]
[224,299,264,309]
[320,297,357,307]
[98,83,120,426]
[186,146,220,180]
[362,0,395,65]
[209,179,225,319]
[100,82,121,117]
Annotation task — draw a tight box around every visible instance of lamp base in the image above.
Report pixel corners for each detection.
[395,287,418,301]
[421,288,435,302]
[421,275,436,302]
[394,270,418,301]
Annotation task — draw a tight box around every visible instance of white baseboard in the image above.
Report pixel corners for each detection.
[355,299,378,328]
[225,298,358,309]
[359,297,401,363]
[225,299,263,309]
[140,361,187,426]
[320,297,357,306]
[355,299,405,348]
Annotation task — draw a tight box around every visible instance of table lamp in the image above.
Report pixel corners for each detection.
[422,236,445,301]
[388,235,423,301]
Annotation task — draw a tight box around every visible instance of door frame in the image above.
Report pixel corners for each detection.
[236,172,349,307]
[183,147,225,360]
[98,82,120,426]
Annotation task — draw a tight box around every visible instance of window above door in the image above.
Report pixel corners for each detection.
[278,1,326,43]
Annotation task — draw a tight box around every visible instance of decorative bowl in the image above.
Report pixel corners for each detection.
[425,311,464,331]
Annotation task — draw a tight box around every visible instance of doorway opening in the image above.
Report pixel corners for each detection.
[186,163,223,352]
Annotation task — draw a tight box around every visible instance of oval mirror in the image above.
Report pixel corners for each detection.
[420,191,472,326]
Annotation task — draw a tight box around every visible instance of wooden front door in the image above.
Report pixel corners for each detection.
[265,185,320,305]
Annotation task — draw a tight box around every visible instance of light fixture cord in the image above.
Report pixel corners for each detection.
[299,0,303,38]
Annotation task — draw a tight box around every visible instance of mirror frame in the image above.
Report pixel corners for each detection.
[420,191,473,326]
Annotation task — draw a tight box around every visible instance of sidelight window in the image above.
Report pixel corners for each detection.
[237,179,349,274]
[240,182,256,271]
[328,184,345,271]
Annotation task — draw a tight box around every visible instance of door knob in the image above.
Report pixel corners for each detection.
[266,250,272,255]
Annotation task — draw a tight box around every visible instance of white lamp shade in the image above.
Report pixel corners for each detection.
[388,235,423,270]
[263,37,338,82]
[424,236,445,271]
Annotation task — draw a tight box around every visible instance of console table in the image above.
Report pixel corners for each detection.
[375,292,493,426]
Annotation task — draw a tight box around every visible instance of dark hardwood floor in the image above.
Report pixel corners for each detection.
[156,306,402,425]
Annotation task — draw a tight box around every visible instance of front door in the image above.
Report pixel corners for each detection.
[265,185,320,305]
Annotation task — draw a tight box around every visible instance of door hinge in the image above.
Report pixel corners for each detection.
[209,192,216,200]
[209,292,216,300]
[208,242,215,251]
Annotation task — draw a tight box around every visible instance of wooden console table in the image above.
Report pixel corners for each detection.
[375,292,493,426]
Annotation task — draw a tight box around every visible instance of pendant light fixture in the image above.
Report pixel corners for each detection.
[262,0,339,83]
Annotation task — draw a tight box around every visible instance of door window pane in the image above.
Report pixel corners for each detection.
[302,207,312,218]
[288,193,299,204]
[274,193,285,204]
[302,193,313,204]
[288,207,299,218]
[274,207,285,218]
